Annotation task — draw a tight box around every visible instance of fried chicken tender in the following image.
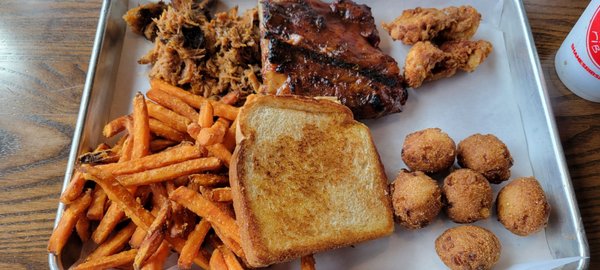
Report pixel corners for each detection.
[440,40,493,72]
[439,6,481,41]
[382,8,450,45]
[404,40,492,88]
[382,6,481,45]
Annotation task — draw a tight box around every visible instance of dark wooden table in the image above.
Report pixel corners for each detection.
[0,0,597,268]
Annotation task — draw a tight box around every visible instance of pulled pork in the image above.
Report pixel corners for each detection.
[127,1,262,101]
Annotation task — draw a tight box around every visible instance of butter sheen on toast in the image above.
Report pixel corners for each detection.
[230,94,394,267]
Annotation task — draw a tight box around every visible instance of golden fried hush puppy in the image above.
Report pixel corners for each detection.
[457,134,513,184]
[497,177,551,236]
[402,128,456,174]
[443,169,492,223]
[435,225,501,270]
[390,170,442,229]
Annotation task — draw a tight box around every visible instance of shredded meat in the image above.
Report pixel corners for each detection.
[127,1,262,102]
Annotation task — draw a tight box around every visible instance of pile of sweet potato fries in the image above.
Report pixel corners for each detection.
[47,79,263,270]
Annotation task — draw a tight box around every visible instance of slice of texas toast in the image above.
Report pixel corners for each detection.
[230,94,394,267]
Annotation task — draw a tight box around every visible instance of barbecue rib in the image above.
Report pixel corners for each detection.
[259,0,408,119]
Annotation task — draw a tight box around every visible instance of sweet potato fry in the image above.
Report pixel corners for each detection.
[198,101,214,128]
[202,187,233,202]
[301,254,317,270]
[150,139,178,153]
[178,219,212,270]
[112,134,128,154]
[132,92,152,158]
[87,185,108,220]
[88,222,137,259]
[147,89,199,122]
[60,171,86,204]
[209,248,228,270]
[206,143,232,167]
[73,248,138,270]
[130,204,161,249]
[134,201,170,270]
[188,174,229,187]
[212,223,245,260]
[103,115,129,138]
[140,241,170,270]
[220,91,240,105]
[100,143,202,176]
[118,157,222,186]
[80,165,210,269]
[199,118,229,146]
[119,128,134,163]
[223,123,236,152]
[169,187,241,244]
[48,189,92,254]
[146,100,191,133]
[130,227,147,249]
[75,216,90,242]
[92,204,127,244]
[187,122,202,138]
[150,79,239,120]
[219,245,244,270]
[149,118,189,142]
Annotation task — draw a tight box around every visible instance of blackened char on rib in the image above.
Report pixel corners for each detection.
[260,0,407,119]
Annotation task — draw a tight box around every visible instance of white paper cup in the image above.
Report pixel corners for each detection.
[555,0,600,102]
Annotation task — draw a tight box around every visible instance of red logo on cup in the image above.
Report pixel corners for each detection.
[587,6,600,69]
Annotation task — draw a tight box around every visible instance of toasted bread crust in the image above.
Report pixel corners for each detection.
[230,94,393,267]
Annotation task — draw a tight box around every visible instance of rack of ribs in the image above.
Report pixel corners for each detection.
[259,0,408,119]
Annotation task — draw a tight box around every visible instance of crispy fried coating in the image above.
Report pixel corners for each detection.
[390,170,442,229]
[497,177,550,236]
[443,169,492,223]
[403,40,493,88]
[382,8,450,45]
[402,128,456,174]
[403,41,448,89]
[439,6,481,41]
[435,225,501,270]
[382,6,481,45]
[440,40,493,72]
[457,134,513,184]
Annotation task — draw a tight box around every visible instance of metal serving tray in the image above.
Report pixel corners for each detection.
[50,0,589,269]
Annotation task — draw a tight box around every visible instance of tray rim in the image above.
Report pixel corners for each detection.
[48,0,113,269]
[48,0,590,269]
[511,0,589,266]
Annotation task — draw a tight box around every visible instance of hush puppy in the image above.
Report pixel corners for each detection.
[402,128,456,174]
[497,177,550,236]
[390,170,442,229]
[435,225,501,270]
[443,169,493,223]
[457,134,513,184]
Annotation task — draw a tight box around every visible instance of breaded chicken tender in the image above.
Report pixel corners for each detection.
[402,128,456,174]
[457,134,513,184]
[382,8,450,45]
[440,40,493,72]
[439,6,481,41]
[390,170,442,229]
[435,225,501,270]
[382,6,481,45]
[404,40,493,88]
[443,169,492,223]
[497,177,550,236]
